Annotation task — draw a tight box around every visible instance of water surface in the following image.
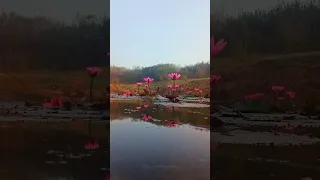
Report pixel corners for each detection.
[110,101,210,180]
[0,120,109,180]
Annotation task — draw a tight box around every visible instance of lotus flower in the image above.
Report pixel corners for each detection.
[86,66,102,101]
[86,66,102,77]
[167,121,180,128]
[143,77,153,93]
[168,73,181,80]
[271,85,284,92]
[143,77,153,83]
[142,115,152,121]
[211,36,227,58]
[136,82,142,94]
[286,91,296,99]
[123,90,130,97]
[43,97,64,108]
[210,75,221,84]
[84,141,100,150]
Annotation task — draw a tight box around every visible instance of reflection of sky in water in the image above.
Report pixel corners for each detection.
[111,117,210,180]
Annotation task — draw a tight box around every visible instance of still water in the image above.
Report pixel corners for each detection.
[110,101,210,180]
[0,120,109,180]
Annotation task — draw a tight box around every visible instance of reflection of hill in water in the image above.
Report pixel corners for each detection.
[110,102,210,128]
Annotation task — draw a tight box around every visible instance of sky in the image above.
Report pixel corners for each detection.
[0,0,109,23]
[110,0,210,68]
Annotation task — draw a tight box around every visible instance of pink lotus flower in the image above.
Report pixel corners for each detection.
[144,104,149,107]
[210,75,221,84]
[174,85,179,88]
[194,88,199,91]
[86,66,102,101]
[123,90,130,97]
[167,121,180,128]
[145,84,149,88]
[136,106,141,110]
[168,73,181,80]
[167,85,173,89]
[86,66,102,77]
[198,90,203,93]
[272,85,284,92]
[186,90,193,94]
[286,91,296,99]
[142,115,152,121]
[143,77,154,83]
[136,82,142,94]
[84,141,100,150]
[43,97,64,108]
[211,36,227,57]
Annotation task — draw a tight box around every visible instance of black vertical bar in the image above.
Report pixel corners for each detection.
[0,0,110,180]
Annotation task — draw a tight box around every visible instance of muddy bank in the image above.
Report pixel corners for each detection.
[110,94,210,108]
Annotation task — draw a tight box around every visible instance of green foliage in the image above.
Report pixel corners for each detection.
[0,11,109,72]
[110,62,210,83]
[212,0,320,57]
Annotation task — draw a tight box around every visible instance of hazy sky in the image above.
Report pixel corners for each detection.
[0,0,109,23]
[110,0,210,68]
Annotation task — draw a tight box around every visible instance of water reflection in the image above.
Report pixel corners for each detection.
[0,121,109,180]
[212,119,320,179]
[110,101,210,180]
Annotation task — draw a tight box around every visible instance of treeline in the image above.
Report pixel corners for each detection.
[212,0,320,57]
[110,62,210,83]
[0,11,109,71]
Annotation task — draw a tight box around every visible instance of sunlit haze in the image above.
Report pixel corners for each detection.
[110,0,210,68]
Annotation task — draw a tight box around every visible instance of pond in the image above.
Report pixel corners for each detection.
[0,120,109,180]
[212,111,320,180]
[110,101,210,180]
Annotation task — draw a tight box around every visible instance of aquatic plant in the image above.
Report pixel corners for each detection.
[84,141,100,150]
[211,36,227,58]
[123,90,130,97]
[86,66,102,101]
[136,82,142,94]
[168,73,181,96]
[143,77,154,94]
[43,97,64,108]
[142,115,152,121]
[210,75,221,84]
[167,120,180,128]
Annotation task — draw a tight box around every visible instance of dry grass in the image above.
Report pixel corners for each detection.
[1,52,320,105]
[0,69,109,101]
[110,78,210,97]
[212,51,320,105]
